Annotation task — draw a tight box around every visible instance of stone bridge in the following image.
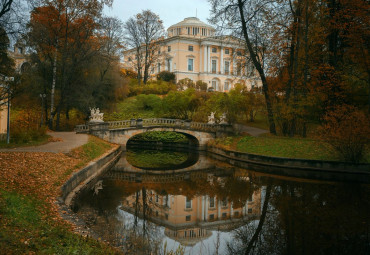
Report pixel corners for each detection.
[76,118,233,151]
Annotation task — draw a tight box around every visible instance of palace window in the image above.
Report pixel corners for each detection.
[224,61,230,74]
[225,48,229,54]
[188,59,193,71]
[209,214,215,220]
[212,80,217,90]
[168,46,171,52]
[222,198,228,207]
[209,197,215,208]
[237,50,242,56]
[188,45,193,51]
[222,212,227,218]
[187,27,191,35]
[224,81,230,91]
[185,197,192,209]
[158,63,161,73]
[167,59,172,72]
[212,47,217,53]
[186,215,191,221]
[211,60,217,73]
[237,63,242,76]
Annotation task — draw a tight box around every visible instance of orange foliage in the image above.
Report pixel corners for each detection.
[318,105,370,163]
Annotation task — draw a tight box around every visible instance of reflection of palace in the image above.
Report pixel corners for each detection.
[121,187,261,246]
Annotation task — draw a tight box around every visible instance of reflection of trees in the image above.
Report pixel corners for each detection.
[228,180,370,255]
[123,187,163,254]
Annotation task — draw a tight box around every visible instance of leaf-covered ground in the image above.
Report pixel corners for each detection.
[0,136,121,254]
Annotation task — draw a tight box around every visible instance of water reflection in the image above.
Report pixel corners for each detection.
[73,149,370,255]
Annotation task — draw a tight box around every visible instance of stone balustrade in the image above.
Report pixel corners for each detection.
[76,118,230,134]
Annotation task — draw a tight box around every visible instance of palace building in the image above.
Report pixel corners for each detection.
[123,17,262,92]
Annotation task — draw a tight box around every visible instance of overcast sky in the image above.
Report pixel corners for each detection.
[104,0,212,30]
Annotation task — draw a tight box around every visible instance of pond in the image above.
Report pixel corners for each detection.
[72,148,370,255]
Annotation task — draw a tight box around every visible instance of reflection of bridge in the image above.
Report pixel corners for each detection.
[75,118,233,150]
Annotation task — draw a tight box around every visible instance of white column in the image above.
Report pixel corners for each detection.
[203,45,207,73]
[207,46,211,73]
[220,46,224,74]
[230,202,234,218]
[204,196,208,221]
[201,196,205,221]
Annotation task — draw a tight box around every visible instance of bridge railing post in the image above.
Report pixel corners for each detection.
[130,119,136,127]
[136,118,143,128]
[185,119,191,129]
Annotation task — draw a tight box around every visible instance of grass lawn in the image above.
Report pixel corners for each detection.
[212,135,370,162]
[105,97,162,121]
[0,134,51,149]
[244,112,270,131]
[236,136,340,161]
[0,136,120,254]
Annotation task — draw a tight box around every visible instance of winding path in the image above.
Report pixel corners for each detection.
[0,132,88,153]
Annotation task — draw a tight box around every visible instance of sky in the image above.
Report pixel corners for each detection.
[104,0,212,30]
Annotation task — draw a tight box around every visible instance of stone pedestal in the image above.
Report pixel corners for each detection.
[89,122,109,139]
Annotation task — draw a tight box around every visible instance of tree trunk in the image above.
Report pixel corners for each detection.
[237,0,276,135]
[49,50,57,129]
[245,184,272,254]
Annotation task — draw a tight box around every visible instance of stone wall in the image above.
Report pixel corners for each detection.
[61,145,122,206]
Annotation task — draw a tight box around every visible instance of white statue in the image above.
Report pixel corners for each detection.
[208,112,216,124]
[89,107,104,122]
[219,112,227,124]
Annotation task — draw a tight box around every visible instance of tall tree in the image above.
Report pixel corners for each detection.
[27,0,113,129]
[209,0,277,134]
[124,10,164,85]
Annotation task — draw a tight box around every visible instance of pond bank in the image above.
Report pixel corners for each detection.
[207,145,370,183]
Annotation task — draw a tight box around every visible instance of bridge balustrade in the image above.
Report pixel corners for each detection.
[76,118,231,134]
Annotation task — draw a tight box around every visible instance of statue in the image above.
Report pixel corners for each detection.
[208,112,216,124]
[219,112,227,124]
[89,107,104,122]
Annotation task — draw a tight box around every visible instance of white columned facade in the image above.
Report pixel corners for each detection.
[220,46,224,74]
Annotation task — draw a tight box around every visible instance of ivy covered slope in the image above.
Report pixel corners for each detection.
[0,137,121,254]
[130,131,188,143]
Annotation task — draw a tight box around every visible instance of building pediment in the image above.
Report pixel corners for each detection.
[186,54,196,58]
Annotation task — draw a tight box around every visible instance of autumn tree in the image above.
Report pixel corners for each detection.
[124,10,165,85]
[27,0,114,129]
[209,0,277,134]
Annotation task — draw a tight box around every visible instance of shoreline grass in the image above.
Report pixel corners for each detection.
[211,135,370,163]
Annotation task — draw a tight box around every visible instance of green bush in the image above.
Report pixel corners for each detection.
[129,79,176,96]
[156,71,176,83]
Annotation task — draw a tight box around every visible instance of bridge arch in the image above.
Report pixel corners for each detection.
[126,129,200,148]
[107,127,215,151]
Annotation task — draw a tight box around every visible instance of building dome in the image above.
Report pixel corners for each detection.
[167,17,215,38]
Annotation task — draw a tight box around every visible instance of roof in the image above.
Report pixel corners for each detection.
[168,17,215,31]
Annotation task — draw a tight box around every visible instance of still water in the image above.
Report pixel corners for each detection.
[73,149,370,255]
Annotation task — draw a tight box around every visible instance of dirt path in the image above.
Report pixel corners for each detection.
[0,132,88,153]
[233,124,269,137]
